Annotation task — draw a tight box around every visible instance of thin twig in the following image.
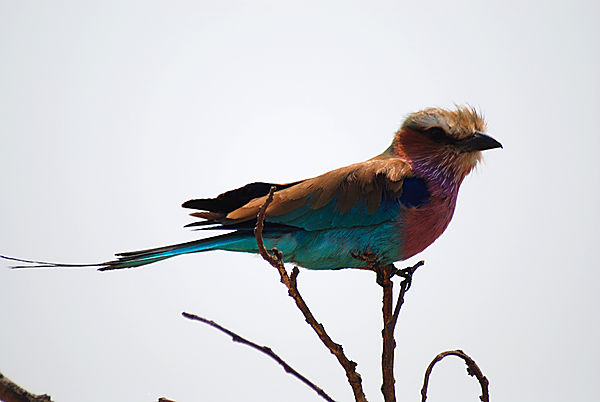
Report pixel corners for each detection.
[0,371,52,402]
[420,349,489,402]
[182,312,334,402]
[254,187,367,402]
[390,261,424,330]
[253,187,282,267]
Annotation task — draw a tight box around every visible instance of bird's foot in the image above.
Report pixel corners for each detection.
[351,249,381,270]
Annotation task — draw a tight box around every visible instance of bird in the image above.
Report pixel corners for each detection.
[1,106,501,271]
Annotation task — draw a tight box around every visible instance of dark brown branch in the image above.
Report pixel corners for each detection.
[373,260,423,402]
[377,264,396,402]
[0,371,52,402]
[182,312,334,402]
[420,349,489,402]
[254,187,367,402]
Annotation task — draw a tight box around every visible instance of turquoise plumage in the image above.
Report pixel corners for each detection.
[1,107,501,271]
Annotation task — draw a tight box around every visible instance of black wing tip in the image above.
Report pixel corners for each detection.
[181,181,302,213]
[182,199,206,209]
[184,220,222,228]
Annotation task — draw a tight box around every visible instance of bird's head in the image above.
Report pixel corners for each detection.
[391,106,502,182]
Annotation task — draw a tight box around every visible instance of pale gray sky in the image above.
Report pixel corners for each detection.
[1,1,598,401]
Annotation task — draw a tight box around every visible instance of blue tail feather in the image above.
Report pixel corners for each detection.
[102,232,250,270]
[1,232,252,271]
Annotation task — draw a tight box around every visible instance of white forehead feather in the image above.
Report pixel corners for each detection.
[402,106,486,139]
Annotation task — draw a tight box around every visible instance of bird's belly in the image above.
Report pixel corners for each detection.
[270,223,403,270]
[400,200,456,259]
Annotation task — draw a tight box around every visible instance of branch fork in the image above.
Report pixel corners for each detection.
[185,185,489,402]
[253,187,367,402]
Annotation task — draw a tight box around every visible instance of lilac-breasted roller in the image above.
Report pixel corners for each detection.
[2,107,501,271]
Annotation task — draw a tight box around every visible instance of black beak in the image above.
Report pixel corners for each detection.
[458,132,503,152]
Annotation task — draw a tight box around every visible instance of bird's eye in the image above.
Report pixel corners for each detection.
[424,127,448,142]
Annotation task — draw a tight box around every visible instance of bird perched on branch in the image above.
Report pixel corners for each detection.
[2,106,501,271]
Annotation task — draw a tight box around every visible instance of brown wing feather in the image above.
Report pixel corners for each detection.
[224,157,412,224]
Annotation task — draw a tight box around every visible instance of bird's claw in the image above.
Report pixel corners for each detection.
[351,249,381,270]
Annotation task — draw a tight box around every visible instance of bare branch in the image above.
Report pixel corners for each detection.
[0,371,52,402]
[182,312,334,402]
[391,261,424,330]
[253,187,281,267]
[376,264,396,402]
[420,349,490,402]
[374,260,423,402]
[254,187,367,402]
